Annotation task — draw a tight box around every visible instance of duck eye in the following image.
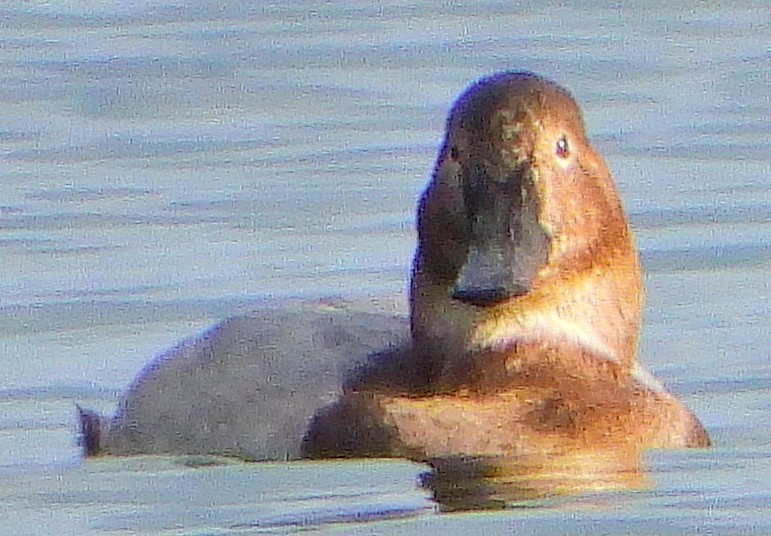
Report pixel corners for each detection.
[555,136,570,159]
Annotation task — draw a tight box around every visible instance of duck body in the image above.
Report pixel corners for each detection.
[80,73,708,502]
[78,304,409,461]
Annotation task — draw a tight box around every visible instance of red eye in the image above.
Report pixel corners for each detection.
[556,136,570,159]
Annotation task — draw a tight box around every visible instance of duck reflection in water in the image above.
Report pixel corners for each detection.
[79,72,709,511]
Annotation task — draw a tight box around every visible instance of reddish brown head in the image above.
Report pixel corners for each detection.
[411,72,642,376]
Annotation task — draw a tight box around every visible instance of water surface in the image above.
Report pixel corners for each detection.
[1,1,769,533]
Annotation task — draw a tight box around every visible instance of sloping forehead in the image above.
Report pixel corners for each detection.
[448,72,585,133]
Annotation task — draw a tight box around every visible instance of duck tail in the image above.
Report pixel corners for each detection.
[76,405,107,457]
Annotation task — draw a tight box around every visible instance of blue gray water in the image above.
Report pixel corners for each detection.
[1,2,769,533]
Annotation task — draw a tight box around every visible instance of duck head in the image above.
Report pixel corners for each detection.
[411,72,643,383]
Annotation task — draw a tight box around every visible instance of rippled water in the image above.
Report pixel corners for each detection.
[1,1,769,533]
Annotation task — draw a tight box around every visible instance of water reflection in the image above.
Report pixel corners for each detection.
[423,448,647,511]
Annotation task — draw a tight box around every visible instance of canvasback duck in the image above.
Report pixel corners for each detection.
[80,72,709,504]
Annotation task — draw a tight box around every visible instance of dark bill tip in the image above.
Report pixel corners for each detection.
[452,283,529,307]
